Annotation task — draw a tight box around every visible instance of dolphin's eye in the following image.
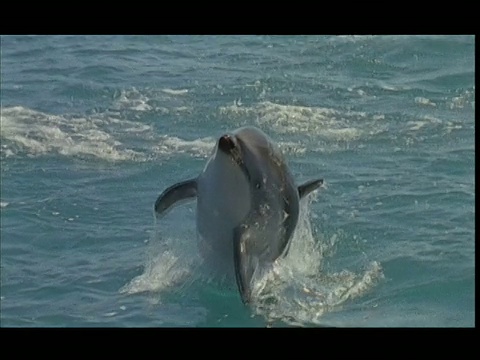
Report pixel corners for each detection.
[218,135,236,152]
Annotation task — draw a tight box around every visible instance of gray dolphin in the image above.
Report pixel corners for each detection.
[154,126,323,304]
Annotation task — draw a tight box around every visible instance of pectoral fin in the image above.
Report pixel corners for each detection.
[154,178,197,219]
[298,178,323,199]
[233,225,258,305]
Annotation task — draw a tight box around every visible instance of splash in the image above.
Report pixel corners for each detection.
[120,221,201,300]
[250,193,384,326]
[121,191,383,326]
[119,248,194,296]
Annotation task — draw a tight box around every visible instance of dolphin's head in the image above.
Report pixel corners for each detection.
[216,127,280,183]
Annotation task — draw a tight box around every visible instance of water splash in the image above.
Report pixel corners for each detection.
[120,249,193,296]
[249,192,384,326]
[119,224,200,298]
[120,191,383,326]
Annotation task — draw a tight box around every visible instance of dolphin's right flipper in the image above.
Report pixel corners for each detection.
[154,178,197,219]
[233,224,258,305]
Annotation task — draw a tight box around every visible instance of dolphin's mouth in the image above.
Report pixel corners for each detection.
[218,134,250,181]
[218,134,242,165]
[219,134,236,152]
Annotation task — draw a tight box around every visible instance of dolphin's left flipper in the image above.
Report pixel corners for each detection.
[154,178,197,219]
[298,178,323,199]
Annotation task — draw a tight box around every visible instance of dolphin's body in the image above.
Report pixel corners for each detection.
[154,127,323,304]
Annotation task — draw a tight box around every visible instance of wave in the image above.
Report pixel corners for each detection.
[0,106,148,162]
[2,84,471,163]
[0,105,208,162]
[219,100,385,142]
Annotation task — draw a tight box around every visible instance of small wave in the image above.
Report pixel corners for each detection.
[219,101,384,142]
[153,136,215,158]
[447,88,475,110]
[110,88,192,113]
[415,97,436,107]
[161,88,189,96]
[0,106,221,162]
[0,106,149,162]
[219,99,472,147]
[110,88,153,112]
[277,141,307,156]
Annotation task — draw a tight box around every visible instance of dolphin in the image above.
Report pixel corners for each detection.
[154,126,323,304]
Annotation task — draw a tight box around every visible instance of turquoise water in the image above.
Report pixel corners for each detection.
[0,35,475,327]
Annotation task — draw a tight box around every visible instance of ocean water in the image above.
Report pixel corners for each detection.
[0,35,474,327]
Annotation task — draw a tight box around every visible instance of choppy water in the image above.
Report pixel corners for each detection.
[0,35,475,327]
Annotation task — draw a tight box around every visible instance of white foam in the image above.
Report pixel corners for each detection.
[161,88,189,96]
[277,141,307,156]
[0,202,9,208]
[415,97,436,107]
[110,88,153,112]
[407,121,428,131]
[153,135,215,158]
[0,105,214,162]
[220,98,469,147]
[447,88,475,110]
[407,115,445,132]
[444,122,463,133]
[0,106,148,161]
[110,88,192,114]
[357,89,367,97]
[218,101,382,143]
[379,83,411,92]
[321,127,364,142]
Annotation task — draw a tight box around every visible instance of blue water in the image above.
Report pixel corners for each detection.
[0,35,475,327]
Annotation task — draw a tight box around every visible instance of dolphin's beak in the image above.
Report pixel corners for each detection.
[218,134,236,153]
[218,134,244,170]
